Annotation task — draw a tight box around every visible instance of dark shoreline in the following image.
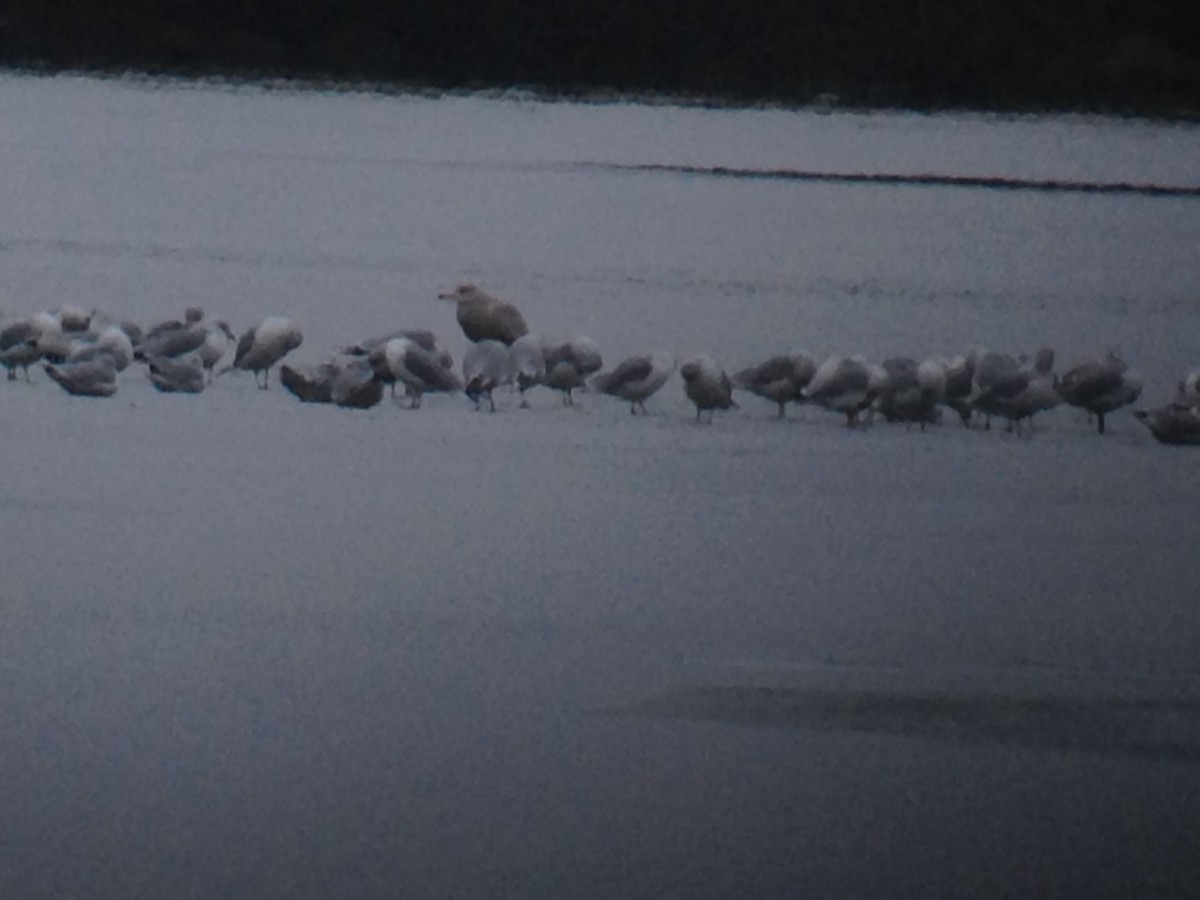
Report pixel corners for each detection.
[1,1,1197,120]
[5,65,1200,129]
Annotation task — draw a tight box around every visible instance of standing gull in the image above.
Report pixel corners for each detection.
[874,356,944,428]
[462,340,514,411]
[940,352,977,426]
[1,315,50,381]
[804,356,879,427]
[971,347,1060,436]
[541,337,603,406]
[732,352,817,419]
[510,333,548,406]
[380,336,463,408]
[1057,351,1143,434]
[229,316,304,388]
[438,284,529,345]
[347,328,453,396]
[592,352,676,415]
[197,321,238,383]
[680,355,736,423]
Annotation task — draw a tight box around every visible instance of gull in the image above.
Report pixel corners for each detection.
[68,325,135,372]
[134,307,208,361]
[940,352,977,427]
[680,355,736,423]
[52,304,94,334]
[44,352,119,397]
[1171,371,1200,409]
[510,333,548,406]
[380,336,463,408]
[196,321,238,383]
[1057,351,1143,434]
[346,328,452,396]
[804,355,879,427]
[1133,406,1200,446]
[331,358,385,409]
[462,340,514,411]
[592,352,676,415]
[0,315,52,381]
[971,348,1060,436]
[145,354,205,394]
[731,351,817,419]
[874,356,944,429]
[438,283,529,345]
[229,316,304,388]
[280,362,341,404]
[541,337,603,405]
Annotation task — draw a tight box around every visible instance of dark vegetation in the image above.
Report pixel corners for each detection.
[1,1,1196,116]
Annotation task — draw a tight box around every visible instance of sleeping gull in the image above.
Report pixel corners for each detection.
[873,356,944,428]
[541,337,603,406]
[68,325,135,372]
[462,340,514,411]
[135,307,208,361]
[52,304,94,334]
[680,355,736,423]
[145,354,205,394]
[732,351,817,419]
[280,361,341,404]
[331,358,385,409]
[0,315,51,381]
[344,328,443,358]
[1133,406,1200,446]
[1,309,99,376]
[347,328,453,396]
[510,333,548,406]
[196,321,238,383]
[36,311,78,364]
[438,284,529,346]
[229,316,304,388]
[1057,351,1143,434]
[803,355,880,427]
[592,352,676,415]
[142,306,201,341]
[44,353,119,397]
[970,348,1060,436]
[1171,371,1200,409]
[380,336,463,408]
[939,352,977,427]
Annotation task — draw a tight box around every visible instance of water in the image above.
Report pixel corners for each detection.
[2,74,1200,898]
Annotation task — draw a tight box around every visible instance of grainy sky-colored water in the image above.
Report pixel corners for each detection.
[2,75,1200,898]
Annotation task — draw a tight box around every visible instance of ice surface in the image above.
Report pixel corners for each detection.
[2,74,1200,899]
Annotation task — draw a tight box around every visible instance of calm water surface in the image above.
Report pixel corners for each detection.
[2,76,1199,898]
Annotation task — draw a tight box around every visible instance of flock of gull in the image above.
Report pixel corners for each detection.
[2,283,1198,445]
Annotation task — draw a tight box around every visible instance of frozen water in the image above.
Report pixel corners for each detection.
[2,74,1200,898]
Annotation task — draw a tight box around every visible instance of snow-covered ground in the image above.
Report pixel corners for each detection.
[2,74,1200,898]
